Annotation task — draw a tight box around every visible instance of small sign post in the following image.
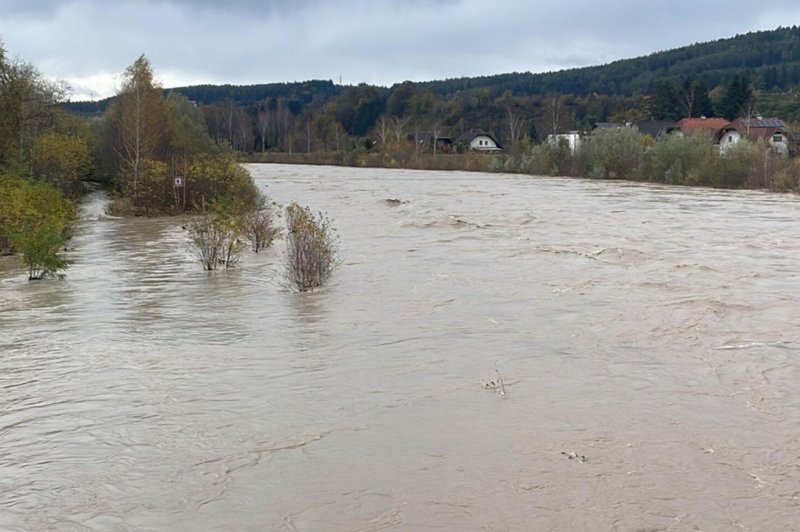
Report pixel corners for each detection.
[173,176,186,211]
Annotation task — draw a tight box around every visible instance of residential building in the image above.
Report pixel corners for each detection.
[667,117,730,139]
[715,117,791,156]
[547,131,582,153]
[458,129,503,152]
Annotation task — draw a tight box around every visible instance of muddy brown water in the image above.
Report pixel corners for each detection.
[1,164,799,531]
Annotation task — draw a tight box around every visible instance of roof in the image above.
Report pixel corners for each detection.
[714,117,791,143]
[633,120,674,138]
[412,131,453,144]
[673,117,730,131]
[594,121,627,130]
[737,118,785,129]
[456,129,503,148]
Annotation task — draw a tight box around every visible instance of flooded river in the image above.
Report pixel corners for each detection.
[1,164,799,531]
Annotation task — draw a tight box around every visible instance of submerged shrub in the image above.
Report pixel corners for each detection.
[0,173,74,279]
[243,197,280,253]
[521,140,573,176]
[578,127,645,180]
[771,169,798,192]
[641,133,718,186]
[284,202,338,292]
[717,140,766,189]
[186,201,247,270]
[187,212,240,270]
[186,188,280,269]
[487,156,504,173]
[15,222,69,280]
[771,159,800,192]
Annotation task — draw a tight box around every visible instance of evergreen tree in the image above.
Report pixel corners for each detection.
[692,80,715,118]
[717,73,754,120]
[649,80,681,120]
[676,78,715,118]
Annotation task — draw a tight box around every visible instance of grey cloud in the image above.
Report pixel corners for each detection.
[2,0,800,99]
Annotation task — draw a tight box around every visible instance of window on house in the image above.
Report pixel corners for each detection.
[728,135,733,142]
[773,134,783,142]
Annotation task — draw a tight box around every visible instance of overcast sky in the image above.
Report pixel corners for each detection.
[2,0,800,101]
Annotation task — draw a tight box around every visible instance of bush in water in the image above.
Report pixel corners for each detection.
[243,196,281,253]
[639,132,718,186]
[0,174,74,279]
[186,190,281,270]
[578,127,646,180]
[15,222,70,280]
[520,139,574,176]
[186,200,248,270]
[284,202,338,292]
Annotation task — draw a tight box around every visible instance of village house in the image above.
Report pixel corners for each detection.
[410,129,503,153]
[458,129,503,152]
[591,120,674,138]
[547,130,582,153]
[593,121,629,130]
[666,117,730,139]
[577,116,799,158]
[715,117,792,156]
[633,120,674,140]
[414,131,454,153]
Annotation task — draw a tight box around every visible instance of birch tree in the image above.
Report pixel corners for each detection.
[256,101,270,152]
[506,108,526,147]
[107,55,166,208]
[372,114,391,145]
[542,95,565,137]
[391,115,409,144]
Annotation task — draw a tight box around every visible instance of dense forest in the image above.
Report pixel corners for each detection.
[415,26,800,98]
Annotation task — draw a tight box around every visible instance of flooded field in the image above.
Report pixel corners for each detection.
[1,164,799,531]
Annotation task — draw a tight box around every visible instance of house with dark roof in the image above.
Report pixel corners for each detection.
[593,121,628,130]
[591,120,672,139]
[457,129,503,152]
[409,131,454,153]
[715,117,792,156]
[633,120,674,139]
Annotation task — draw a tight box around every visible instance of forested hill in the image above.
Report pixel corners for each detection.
[169,80,341,107]
[65,25,800,113]
[65,79,343,114]
[414,26,800,98]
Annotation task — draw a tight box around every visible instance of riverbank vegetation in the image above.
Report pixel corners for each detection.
[97,55,264,216]
[0,41,78,278]
[520,127,800,190]
[0,174,74,279]
[1,43,272,279]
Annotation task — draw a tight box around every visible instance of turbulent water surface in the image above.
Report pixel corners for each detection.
[1,164,800,531]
